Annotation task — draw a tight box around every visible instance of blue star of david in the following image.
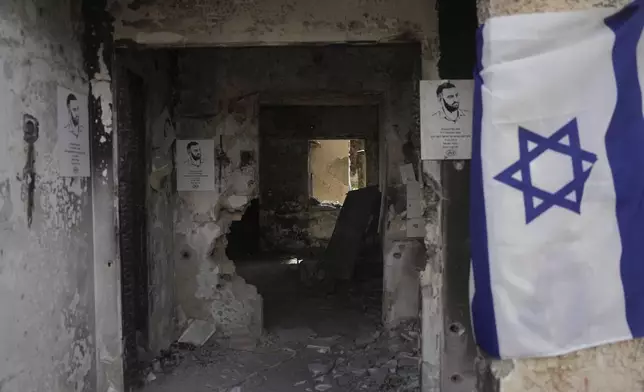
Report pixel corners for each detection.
[494,119,598,224]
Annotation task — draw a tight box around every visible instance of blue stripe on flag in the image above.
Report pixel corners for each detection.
[471,26,500,358]
[604,0,644,338]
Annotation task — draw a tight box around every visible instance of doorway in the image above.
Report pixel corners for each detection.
[114,43,423,392]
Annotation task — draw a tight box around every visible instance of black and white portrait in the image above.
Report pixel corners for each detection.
[432,81,468,124]
[421,79,474,160]
[57,86,90,176]
[176,139,215,191]
[185,141,204,168]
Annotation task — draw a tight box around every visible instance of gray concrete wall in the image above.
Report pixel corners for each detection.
[0,1,96,391]
[478,1,644,392]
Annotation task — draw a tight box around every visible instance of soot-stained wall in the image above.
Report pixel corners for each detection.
[173,44,421,331]
[0,1,96,391]
[116,49,179,355]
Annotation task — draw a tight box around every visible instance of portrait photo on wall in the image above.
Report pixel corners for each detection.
[57,86,90,177]
[420,79,474,160]
[176,139,216,191]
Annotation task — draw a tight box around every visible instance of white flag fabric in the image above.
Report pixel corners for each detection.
[471,1,644,358]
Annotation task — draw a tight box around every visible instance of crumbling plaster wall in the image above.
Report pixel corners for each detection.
[109,0,439,334]
[174,45,422,332]
[478,1,644,391]
[0,1,96,391]
[175,45,420,334]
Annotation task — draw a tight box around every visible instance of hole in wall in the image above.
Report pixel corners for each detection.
[450,374,463,384]
[449,322,464,335]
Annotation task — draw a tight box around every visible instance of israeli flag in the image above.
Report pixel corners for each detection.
[471,1,644,358]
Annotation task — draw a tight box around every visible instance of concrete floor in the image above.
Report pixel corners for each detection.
[140,257,420,392]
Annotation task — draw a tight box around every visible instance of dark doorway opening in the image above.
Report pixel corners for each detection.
[226,198,261,260]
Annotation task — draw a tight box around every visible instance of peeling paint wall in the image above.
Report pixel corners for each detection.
[174,59,262,337]
[477,1,644,391]
[0,1,96,391]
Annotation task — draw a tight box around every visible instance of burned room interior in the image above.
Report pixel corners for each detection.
[116,43,426,391]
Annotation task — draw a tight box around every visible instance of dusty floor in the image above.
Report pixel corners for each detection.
[141,258,420,392]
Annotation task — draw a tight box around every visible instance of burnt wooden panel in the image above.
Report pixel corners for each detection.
[116,67,149,389]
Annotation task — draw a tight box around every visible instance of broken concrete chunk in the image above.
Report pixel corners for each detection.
[307,344,331,354]
[314,384,333,391]
[385,359,398,373]
[145,372,157,383]
[309,363,332,377]
[178,319,216,346]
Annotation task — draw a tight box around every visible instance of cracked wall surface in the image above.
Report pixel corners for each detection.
[0,1,96,391]
[478,0,644,391]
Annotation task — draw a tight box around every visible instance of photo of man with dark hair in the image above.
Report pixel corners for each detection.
[185,141,203,168]
[64,93,83,139]
[432,81,468,123]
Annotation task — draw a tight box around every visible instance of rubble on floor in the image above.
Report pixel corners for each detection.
[141,319,420,392]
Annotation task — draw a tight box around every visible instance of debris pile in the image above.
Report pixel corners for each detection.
[305,320,421,392]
